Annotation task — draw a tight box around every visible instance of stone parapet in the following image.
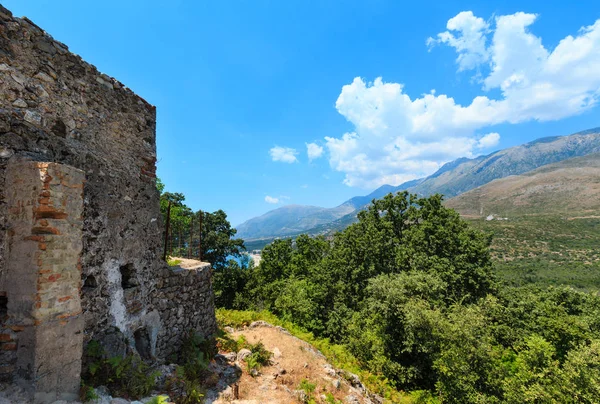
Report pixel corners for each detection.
[155,263,217,359]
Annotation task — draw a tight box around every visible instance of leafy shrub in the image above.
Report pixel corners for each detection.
[166,369,204,404]
[216,331,247,353]
[299,378,316,394]
[79,383,98,402]
[83,340,158,399]
[324,392,342,404]
[178,331,214,380]
[165,331,218,404]
[147,396,170,404]
[245,341,272,373]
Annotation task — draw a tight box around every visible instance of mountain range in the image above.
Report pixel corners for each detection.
[237,127,600,242]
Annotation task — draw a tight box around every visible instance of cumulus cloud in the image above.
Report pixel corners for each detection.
[270,146,298,163]
[477,132,500,149]
[306,142,324,161]
[325,12,600,188]
[265,195,280,204]
[428,11,490,71]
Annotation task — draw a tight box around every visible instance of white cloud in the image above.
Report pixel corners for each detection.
[477,132,500,149]
[265,195,290,204]
[265,195,280,204]
[306,142,324,161]
[325,12,600,188]
[428,11,490,71]
[270,146,298,163]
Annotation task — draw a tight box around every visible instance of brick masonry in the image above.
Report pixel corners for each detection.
[2,160,84,402]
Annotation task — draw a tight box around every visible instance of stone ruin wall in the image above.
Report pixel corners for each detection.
[155,263,217,360]
[0,4,216,399]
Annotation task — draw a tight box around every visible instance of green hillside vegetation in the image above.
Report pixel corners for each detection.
[468,216,600,290]
[445,153,600,290]
[215,192,600,403]
[158,157,600,402]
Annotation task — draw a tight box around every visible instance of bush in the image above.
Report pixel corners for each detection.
[245,341,272,373]
[83,340,158,399]
[167,258,182,267]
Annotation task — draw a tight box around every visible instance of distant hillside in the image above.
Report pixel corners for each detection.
[236,179,420,240]
[446,153,600,217]
[235,204,353,240]
[239,128,600,242]
[343,178,424,210]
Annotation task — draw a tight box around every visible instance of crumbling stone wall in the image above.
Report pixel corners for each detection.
[0,4,217,397]
[0,3,163,344]
[155,263,217,359]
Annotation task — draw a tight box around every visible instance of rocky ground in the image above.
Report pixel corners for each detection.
[205,321,380,404]
[0,321,379,404]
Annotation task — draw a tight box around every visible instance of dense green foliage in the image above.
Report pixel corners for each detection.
[219,192,600,403]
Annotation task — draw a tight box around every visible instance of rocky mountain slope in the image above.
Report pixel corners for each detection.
[445,153,600,217]
[235,204,355,240]
[407,127,600,199]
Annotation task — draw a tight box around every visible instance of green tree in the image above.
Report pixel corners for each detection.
[213,257,252,309]
[502,335,563,403]
[198,209,245,269]
[560,339,600,403]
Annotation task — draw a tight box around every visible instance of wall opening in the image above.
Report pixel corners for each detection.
[133,327,151,360]
[0,293,7,322]
[119,263,136,289]
[83,275,97,289]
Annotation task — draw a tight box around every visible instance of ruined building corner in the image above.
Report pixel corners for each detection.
[0,5,216,402]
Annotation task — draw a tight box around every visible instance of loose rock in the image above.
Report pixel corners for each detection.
[237,348,252,361]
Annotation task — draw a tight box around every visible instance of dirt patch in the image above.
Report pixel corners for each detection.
[207,322,377,404]
[170,256,210,269]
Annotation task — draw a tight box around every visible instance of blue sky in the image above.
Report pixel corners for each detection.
[5,0,600,226]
